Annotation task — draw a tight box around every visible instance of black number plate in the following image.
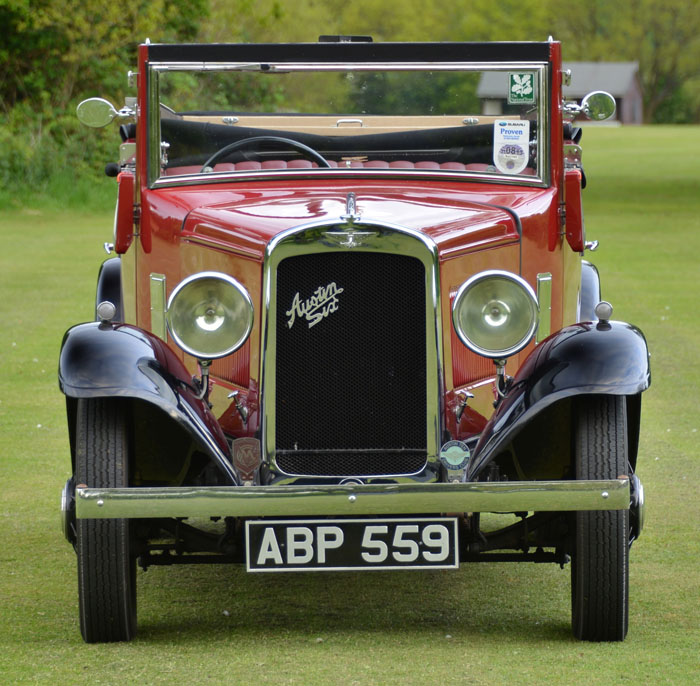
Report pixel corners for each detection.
[246,518,458,572]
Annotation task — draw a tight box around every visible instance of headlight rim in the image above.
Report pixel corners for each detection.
[452,269,539,359]
[166,271,254,360]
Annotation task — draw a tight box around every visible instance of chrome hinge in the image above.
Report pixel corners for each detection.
[454,390,474,422]
[133,204,141,237]
[228,391,249,425]
[160,141,170,167]
[564,143,583,169]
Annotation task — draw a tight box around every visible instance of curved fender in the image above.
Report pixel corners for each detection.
[59,322,238,484]
[95,257,124,321]
[579,260,601,322]
[468,320,650,478]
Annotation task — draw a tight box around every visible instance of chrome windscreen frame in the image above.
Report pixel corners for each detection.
[260,217,444,484]
[145,61,550,188]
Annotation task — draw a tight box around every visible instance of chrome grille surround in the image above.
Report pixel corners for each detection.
[261,215,443,483]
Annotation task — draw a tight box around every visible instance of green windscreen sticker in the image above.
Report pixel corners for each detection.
[508,73,536,105]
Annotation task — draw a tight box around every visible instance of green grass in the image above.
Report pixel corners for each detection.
[1,127,699,685]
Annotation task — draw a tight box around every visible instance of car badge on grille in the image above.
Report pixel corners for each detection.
[286,282,344,329]
[232,437,261,484]
[322,192,375,248]
[323,228,376,248]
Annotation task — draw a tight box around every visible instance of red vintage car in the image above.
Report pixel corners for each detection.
[61,38,649,643]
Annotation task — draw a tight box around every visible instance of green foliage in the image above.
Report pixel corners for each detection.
[348,72,481,116]
[0,102,118,208]
[159,70,285,113]
[0,0,208,110]
[547,0,700,123]
[2,0,699,197]
[651,83,700,125]
[0,0,208,196]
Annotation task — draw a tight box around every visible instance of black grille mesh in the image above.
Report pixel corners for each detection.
[275,251,427,476]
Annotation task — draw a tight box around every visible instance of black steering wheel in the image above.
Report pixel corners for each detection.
[200,135,331,172]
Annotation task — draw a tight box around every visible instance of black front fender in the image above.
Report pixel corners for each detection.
[469,320,650,478]
[59,322,238,484]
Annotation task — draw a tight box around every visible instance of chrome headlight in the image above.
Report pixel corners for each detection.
[166,272,253,359]
[452,270,538,358]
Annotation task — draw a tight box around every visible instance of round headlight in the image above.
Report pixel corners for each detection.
[452,270,538,358]
[166,272,253,359]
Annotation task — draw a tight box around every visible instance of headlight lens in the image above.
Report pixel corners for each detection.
[452,270,538,358]
[166,272,253,359]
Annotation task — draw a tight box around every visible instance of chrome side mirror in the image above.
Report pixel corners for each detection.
[76,98,119,127]
[564,91,616,122]
[76,98,135,128]
[581,91,616,121]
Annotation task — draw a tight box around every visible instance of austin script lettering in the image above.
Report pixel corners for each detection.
[286,282,344,329]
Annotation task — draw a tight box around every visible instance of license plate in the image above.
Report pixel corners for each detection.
[245,518,458,572]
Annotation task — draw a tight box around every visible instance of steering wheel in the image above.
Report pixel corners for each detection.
[200,135,331,172]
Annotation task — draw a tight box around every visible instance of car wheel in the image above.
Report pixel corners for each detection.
[75,397,137,642]
[571,394,629,641]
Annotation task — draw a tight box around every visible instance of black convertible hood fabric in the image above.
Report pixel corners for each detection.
[161,117,505,167]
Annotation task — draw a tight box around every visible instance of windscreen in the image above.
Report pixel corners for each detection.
[154,66,545,181]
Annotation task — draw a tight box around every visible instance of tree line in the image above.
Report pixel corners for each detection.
[1,0,698,193]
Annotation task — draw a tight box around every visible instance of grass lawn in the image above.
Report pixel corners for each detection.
[0,126,698,685]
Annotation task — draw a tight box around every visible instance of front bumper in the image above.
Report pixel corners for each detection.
[75,478,630,519]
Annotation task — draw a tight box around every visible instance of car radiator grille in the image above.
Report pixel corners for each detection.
[275,251,427,477]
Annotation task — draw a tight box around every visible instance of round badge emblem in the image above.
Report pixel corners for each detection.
[439,440,471,471]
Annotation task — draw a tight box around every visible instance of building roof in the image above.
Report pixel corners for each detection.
[477,62,639,98]
[562,62,639,97]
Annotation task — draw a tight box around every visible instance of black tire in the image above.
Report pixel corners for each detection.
[571,395,629,641]
[75,398,137,642]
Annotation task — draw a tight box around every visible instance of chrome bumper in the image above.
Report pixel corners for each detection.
[75,479,629,519]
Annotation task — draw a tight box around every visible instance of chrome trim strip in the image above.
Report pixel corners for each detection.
[147,68,161,186]
[75,478,630,519]
[149,61,548,73]
[260,215,444,478]
[536,272,552,343]
[149,273,167,341]
[540,64,551,186]
[151,169,549,190]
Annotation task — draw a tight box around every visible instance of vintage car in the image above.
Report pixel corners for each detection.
[60,38,649,643]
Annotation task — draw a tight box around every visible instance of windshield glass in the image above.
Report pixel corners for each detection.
[152,64,546,183]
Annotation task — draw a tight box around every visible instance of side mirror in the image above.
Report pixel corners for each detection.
[581,91,616,121]
[76,98,120,128]
[76,98,135,128]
